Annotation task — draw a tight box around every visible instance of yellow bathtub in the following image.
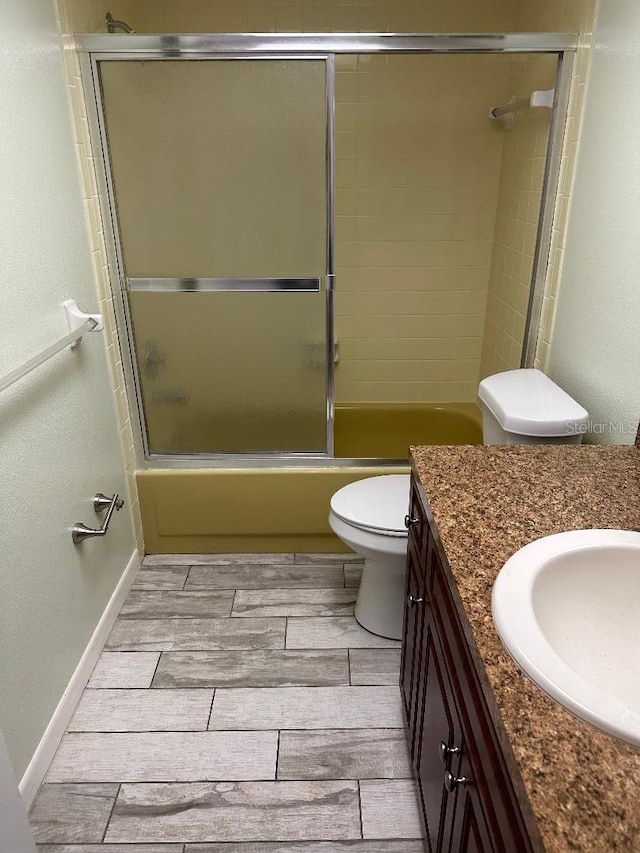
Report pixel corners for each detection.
[137,402,482,554]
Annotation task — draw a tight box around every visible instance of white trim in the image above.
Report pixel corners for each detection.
[19,548,141,808]
[0,731,37,853]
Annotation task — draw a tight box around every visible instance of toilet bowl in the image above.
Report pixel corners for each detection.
[328,369,589,642]
[329,474,410,640]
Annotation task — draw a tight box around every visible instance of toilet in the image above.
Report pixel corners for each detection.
[329,369,589,640]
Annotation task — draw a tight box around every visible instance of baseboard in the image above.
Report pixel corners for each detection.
[19,548,141,809]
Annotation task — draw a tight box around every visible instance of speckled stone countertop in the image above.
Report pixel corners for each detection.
[410,443,640,853]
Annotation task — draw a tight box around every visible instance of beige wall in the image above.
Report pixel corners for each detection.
[61,0,517,36]
[546,0,640,444]
[0,0,136,779]
[334,53,508,403]
[62,0,520,409]
[479,55,555,379]
[58,0,596,429]
[480,1,597,378]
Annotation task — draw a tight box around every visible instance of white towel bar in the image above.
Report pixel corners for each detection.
[0,301,103,395]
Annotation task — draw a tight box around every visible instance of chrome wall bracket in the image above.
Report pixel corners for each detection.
[72,492,125,543]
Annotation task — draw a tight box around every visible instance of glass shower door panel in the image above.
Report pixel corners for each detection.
[128,291,327,454]
[98,59,329,453]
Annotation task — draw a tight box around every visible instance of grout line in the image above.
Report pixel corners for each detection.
[206,689,216,730]
[275,729,281,780]
[284,617,289,650]
[357,779,364,839]
[347,648,353,685]
[229,588,238,617]
[148,651,163,688]
[181,567,191,590]
[101,782,121,843]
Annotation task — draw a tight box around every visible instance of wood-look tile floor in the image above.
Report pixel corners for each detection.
[30,554,425,852]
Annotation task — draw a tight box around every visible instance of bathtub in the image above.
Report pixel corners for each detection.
[137,402,482,554]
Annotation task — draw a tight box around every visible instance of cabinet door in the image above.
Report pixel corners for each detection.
[417,623,462,853]
[400,531,426,741]
[400,482,429,746]
[447,749,496,853]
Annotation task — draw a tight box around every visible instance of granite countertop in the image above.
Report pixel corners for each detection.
[410,443,640,853]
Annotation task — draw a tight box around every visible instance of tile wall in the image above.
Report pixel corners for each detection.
[55,2,144,544]
[57,0,515,413]
[481,0,597,376]
[56,0,596,422]
[478,54,556,379]
[334,53,509,403]
[530,2,598,372]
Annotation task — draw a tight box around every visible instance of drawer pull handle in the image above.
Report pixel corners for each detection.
[439,741,462,762]
[407,594,423,608]
[404,514,420,529]
[444,770,467,793]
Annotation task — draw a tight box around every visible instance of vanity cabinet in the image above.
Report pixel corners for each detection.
[401,476,535,853]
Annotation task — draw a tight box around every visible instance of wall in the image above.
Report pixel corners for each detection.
[546,0,640,444]
[59,0,518,413]
[0,0,136,779]
[56,0,601,437]
[334,53,509,403]
[479,55,555,378]
[480,1,598,378]
[60,0,516,35]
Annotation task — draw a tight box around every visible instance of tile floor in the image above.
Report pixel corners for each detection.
[29,553,425,852]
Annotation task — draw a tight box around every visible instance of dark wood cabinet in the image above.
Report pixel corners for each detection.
[401,475,535,853]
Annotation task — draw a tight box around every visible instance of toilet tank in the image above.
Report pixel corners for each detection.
[478,369,589,445]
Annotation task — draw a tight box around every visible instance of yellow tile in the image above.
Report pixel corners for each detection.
[246,3,275,32]
[335,188,357,215]
[275,6,304,32]
[336,55,357,73]
[355,187,458,217]
[337,358,480,383]
[335,380,468,404]
[335,159,357,188]
[335,73,358,103]
[335,131,357,160]
[301,5,333,31]
[218,5,249,32]
[335,102,357,133]
[330,6,362,32]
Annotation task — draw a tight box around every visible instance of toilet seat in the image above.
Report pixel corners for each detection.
[330,474,410,538]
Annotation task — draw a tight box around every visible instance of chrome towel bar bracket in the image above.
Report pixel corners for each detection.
[72,492,124,544]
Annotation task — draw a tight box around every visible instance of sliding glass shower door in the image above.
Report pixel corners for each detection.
[98,57,332,455]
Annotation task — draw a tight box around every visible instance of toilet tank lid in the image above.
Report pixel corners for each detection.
[478,369,589,437]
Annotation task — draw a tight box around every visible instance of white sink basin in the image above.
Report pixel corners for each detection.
[492,529,640,747]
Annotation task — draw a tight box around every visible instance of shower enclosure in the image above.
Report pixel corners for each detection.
[78,33,577,467]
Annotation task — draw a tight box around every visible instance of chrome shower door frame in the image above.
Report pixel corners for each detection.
[77,33,578,468]
[81,47,336,461]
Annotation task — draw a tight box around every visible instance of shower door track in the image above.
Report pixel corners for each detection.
[78,32,578,469]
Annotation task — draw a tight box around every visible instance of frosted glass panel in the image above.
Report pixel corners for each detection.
[98,58,329,454]
[99,60,327,278]
[129,292,327,453]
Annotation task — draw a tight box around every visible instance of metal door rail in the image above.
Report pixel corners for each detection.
[75,33,579,56]
[126,277,322,292]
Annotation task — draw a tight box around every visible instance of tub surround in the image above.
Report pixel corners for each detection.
[136,404,481,554]
[410,443,640,851]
